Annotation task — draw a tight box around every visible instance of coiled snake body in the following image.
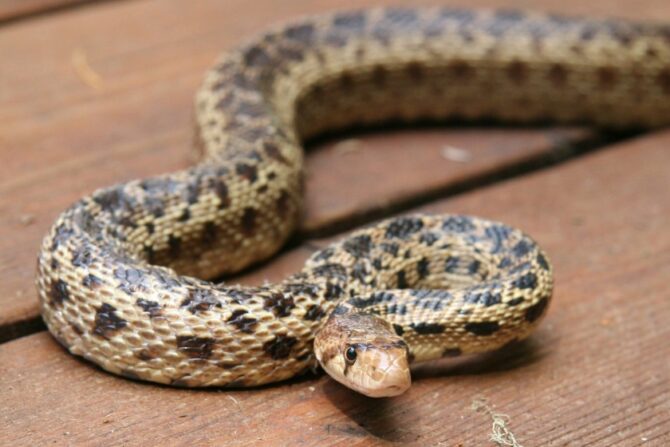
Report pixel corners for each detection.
[38,8,670,396]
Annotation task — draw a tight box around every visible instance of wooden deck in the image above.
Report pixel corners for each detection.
[1,0,669,445]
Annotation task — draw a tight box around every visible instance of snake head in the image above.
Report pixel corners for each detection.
[314,310,411,398]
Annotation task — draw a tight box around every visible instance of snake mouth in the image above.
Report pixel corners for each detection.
[354,376,411,398]
[362,382,410,398]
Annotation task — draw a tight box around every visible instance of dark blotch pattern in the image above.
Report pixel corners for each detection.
[181,289,220,314]
[417,257,429,279]
[241,208,257,235]
[168,234,181,256]
[284,23,316,44]
[82,274,103,289]
[507,297,525,306]
[465,321,500,336]
[445,256,459,273]
[350,291,396,308]
[93,187,133,213]
[386,303,408,315]
[419,232,438,246]
[513,240,532,258]
[304,304,325,321]
[263,335,298,360]
[410,322,446,334]
[235,163,258,183]
[411,289,453,303]
[396,270,408,288]
[343,234,372,258]
[314,247,334,262]
[214,180,230,209]
[325,283,344,300]
[312,263,348,281]
[385,217,424,239]
[71,247,94,267]
[510,261,531,274]
[284,283,320,298]
[513,272,538,290]
[202,221,218,244]
[351,262,369,284]
[525,297,549,322]
[537,253,550,270]
[264,142,290,165]
[464,290,502,307]
[93,303,128,339]
[498,257,512,268]
[263,292,295,317]
[372,257,383,270]
[227,309,258,334]
[383,7,419,28]
[176,336,215,359]
[332,304,350,316]
[243,45,271,68]
[443,216,475,232]
[113,267,147,294]
[51,223,74,250]
[380,242,399,256]
[136,298,162,317]
[332,11,367,33]
[50,279,69,305]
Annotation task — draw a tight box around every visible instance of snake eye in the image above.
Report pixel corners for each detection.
[344,346,357,364]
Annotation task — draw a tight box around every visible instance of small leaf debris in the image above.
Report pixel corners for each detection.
[471,396,524,447]
[72,48,104,90]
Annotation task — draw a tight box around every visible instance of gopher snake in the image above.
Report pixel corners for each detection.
[37,8,670,397]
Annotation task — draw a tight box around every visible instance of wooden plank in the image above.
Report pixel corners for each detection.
[302,128,592,236]
[0,0,603,338]
[2,134,669,446]
[0,0,94,23]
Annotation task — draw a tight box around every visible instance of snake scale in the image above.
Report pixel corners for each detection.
[37,7,670,397]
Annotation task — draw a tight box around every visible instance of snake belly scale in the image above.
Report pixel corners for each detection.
[37,7,670,396]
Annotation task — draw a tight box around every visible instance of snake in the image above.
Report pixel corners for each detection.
[36,7,670,398]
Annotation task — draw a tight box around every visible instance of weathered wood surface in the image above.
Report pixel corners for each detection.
[2,0,670,446]
[0,0,94,23]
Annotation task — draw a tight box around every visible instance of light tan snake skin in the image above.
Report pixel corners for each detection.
[37,7,670,396]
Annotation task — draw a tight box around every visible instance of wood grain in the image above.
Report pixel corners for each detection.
[0,0,600,338]
[0,0,95,23]
[2,133,669,447]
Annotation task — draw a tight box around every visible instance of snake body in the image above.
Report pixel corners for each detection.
[38,8,670,395]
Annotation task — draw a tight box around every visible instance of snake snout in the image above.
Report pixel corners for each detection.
[362,348,412,398]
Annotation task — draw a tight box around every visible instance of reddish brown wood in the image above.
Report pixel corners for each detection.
[2,136,669,446]
[0,0,95,23]
[302,128,591,236]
